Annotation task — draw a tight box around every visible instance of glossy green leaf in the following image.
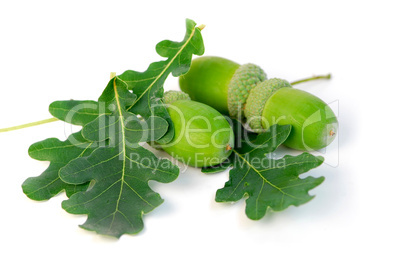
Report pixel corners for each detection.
[23,18,203,237]
[214,124,325,220]
[59,77,179,238]
[118,18,205,144]
[22,100,100,201]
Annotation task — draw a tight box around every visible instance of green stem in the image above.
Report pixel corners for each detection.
[0,117,59,133]
[197,24,206,31]
[290,74,331,85]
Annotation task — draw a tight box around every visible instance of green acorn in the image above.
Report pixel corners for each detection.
[179,56,267,118]
[160,91,234,167]
[244,78,291,132]
[261,87,337,151]
[179,56,338,151]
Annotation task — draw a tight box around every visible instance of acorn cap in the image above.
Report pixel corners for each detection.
[227,63,267,119]
[244,78,291,132]
[163,90,191,104]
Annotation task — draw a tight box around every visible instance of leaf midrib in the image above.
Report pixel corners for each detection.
[233,149,298,200]
[107,79,161,232]
[110,78,128,231]
[128,25,198,111]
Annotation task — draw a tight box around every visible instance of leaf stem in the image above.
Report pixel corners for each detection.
[0,117,59,133]
[290,74,331,86]
[197,24,206,31]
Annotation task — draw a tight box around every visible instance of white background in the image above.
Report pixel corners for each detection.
[1,0,401,268]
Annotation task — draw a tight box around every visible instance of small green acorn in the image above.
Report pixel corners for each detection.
[261,87,337,151]
[179,56,267,118]
[160,91,234,167]
[179,56,338,151]
[244,78,291,132]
